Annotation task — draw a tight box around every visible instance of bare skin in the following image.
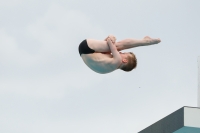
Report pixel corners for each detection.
[81,36,161,74]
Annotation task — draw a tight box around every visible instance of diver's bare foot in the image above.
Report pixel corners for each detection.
[144,36,161,45]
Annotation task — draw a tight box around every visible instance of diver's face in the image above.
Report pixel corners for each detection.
[119,52,131,63]
[119,52,130,58]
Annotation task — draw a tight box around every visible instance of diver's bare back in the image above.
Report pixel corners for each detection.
[81,52,118,74]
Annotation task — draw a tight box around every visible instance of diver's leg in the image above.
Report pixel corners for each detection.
[86,39,110,53]
[115,36,161,51]
[87,36,161,52]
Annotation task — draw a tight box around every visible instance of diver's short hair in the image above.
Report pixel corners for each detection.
[120,52,137,72]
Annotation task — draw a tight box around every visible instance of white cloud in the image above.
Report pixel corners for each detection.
[0,109,140,133]
[0,3,106,99]
[0,0,25,8]
[0,29,37,67]
[27,3,105,56]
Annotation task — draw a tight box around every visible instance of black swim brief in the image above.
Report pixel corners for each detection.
[78,39,95,56]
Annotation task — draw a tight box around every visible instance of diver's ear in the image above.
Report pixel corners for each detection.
[122,58,128,63]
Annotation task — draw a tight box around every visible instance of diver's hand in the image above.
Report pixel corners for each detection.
[104,35,116,43]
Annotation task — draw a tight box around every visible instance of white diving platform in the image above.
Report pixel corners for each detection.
[138,106,200,133]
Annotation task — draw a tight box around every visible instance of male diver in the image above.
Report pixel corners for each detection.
[79,35,161,74]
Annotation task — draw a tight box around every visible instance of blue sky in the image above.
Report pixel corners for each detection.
[0,0,200,133]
